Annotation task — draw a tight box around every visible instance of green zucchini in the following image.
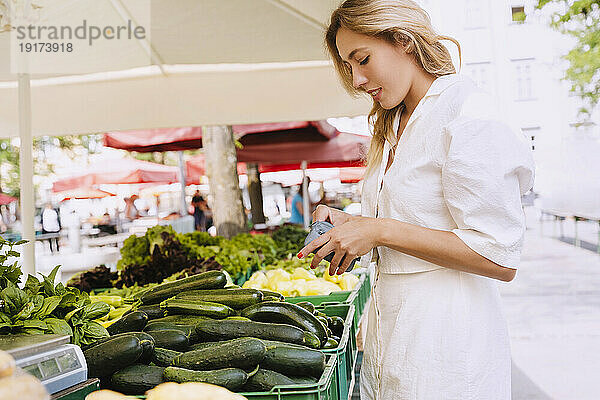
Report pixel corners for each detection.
[140,271,227,304]
[143,321,196,339]
[83,335,143,377]
[130,332,154,364]
[188,341,219,351]
[195,319,321,348]
[160,299,234,319]
[81,331,153,354]
[243,369,296,392]
[172,337,266,371]
[151,315,212,325]
[146,330,189,351]
[260,340,325,378]
[163,367,248,391]
[225,316,251,321]
[241,302,328,346]
[263,296,283,302]
[173,288,263,309]
[134,304,165,320]
[225,284,242,289]
[295,301,315,314]
[290,376,318,384]
[259,290,284,301]
[322,337,338,349]
[109,364,165,394]
[315,316,329,330]
[152,347,182,367]
[328,316,344,338]
[107,311,148,335]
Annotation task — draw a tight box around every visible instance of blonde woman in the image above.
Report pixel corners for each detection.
[298,0,535,398]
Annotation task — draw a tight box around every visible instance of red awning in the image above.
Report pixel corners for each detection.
[237,132,369,166]
[186,156,248,184]
[56,188,116,201]
[186,132,369,178]
[53,158,180,192]
[103,121,339,153]
[103,127,203,153]
[339,167,366,183]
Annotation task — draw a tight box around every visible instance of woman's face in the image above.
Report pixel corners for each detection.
[336,27,416,109]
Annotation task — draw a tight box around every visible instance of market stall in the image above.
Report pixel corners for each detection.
[0,1,372,398]
[0,223,370,400]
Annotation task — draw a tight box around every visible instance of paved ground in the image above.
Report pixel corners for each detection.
[502,207,600,400]
[352,207,600,399]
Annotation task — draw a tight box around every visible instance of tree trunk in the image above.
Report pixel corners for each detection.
[203,125,247,238]
[247,163,266,225]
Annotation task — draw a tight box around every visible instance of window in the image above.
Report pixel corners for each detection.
[464,62,492,93]
[465,0,487,29]
[522,127,540,151]
[511,6,526,23]
[513,59,535,100]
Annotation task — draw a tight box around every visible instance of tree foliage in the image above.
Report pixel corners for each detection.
[536,0,600,116]
[0,134,102,197]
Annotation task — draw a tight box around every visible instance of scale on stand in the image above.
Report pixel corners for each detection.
[0,334,87,395]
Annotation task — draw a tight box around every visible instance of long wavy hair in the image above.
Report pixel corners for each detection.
[325,0,461,176]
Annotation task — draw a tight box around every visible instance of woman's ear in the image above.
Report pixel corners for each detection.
[393,32,413,54]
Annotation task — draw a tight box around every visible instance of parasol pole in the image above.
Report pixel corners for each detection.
[301,160,309,229]
[18,73,36,275]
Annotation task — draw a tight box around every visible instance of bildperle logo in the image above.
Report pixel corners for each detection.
[14,19,146,46]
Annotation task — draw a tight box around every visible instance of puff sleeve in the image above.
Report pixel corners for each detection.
[441,116,535,268]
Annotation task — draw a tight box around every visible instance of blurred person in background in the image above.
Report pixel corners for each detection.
[123,196,139,221]
[191,190,207,231]
[288,185,305,225]
[41,203,61,252]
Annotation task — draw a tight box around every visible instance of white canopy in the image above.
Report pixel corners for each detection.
[0,0,371,274]
[0,0,371,137]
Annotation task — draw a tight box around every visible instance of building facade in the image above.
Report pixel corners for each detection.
[421,0,600,215]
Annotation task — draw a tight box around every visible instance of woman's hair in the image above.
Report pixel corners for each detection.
[325,0,461,175]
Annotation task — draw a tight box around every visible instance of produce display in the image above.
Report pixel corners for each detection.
[270,225,308,259]
[1,222,363,399]
[0,255,111,346]
[79,270,344,395]
[115,227,224,288]
[68,227,283,291]
[242,262,359,297]
[67,265,118,293]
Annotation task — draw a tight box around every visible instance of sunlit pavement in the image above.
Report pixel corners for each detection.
[501,207,600,399]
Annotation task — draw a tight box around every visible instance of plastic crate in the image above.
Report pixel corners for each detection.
[238,354,338,400]
[353,270,371,324]
[127,357,338,400]
[317,304,357,400]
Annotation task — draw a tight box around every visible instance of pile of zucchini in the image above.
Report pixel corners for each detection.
[81,270,345,395]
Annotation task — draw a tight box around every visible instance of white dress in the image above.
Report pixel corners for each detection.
[359,74,535,400]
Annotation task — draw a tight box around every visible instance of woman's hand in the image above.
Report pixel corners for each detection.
[298,216,381,275]
[312,205,352,226]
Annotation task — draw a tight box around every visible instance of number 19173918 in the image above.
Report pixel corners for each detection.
[19,42,73,52]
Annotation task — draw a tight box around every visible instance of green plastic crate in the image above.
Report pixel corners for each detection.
[127,356,337,400]
[317,304,357,400]
[239,354,338,400]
